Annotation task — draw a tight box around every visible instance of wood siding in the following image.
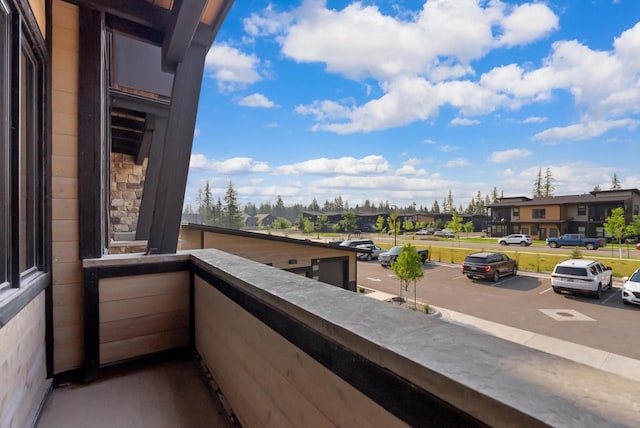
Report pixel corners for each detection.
[0,292,48,428]
[194,277,406,428]
[180,227,357,286]
[519,205,562,221]
[99,272,189,364]
[51,0,82,373]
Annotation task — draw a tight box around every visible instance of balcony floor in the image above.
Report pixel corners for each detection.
[37,355,233,428]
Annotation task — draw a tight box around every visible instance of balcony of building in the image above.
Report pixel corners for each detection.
[31,248,640,427]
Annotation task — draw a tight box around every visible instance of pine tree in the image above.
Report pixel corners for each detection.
[543,167,555,197]
[308,197,320,211]
[446,190,454,213]
[431,200,440,213]
[610,173,622,190]
[223,181,244,229]
[491,187,499,203]
[532,168,543,198]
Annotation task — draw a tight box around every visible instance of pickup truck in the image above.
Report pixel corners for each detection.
[545,234,605,250]
[378,246,428,267]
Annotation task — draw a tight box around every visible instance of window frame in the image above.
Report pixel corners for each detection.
[0,0,48,293]
[532,208,546,219]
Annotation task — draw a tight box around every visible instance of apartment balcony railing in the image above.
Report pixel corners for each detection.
[41,249,640,427]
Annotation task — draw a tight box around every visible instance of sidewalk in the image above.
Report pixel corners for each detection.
[363,288,640,382]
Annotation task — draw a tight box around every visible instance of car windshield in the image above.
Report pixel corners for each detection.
[555,266,588,277]
[388,246,403,254]
[628,271,640,282]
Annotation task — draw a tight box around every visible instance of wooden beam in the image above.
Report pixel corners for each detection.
[162,0,208,70]
[136,114,153,165]
[135,116,165,241]
[67,0,167,31]
[146,43,208,253]
[78,7,105,259]
[110,89,169,118]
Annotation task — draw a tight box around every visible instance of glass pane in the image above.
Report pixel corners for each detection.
[19,47,36,273]
[0,5,7,284]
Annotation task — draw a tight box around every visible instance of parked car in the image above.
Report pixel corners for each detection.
[416,227,436,235]
[462,252,517,282]
[433,229,455,238]
[621,268,640,306]
[379,246,428,267]
[339,239,374,248]
[356,244,384,261]
[551,259,613,299]
[545,234,605,250]
[497,234,532,246]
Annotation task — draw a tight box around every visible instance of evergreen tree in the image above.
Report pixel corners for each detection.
[533,168,543,198]
[274,195,286,218]
[258,201,272,214]
[308,197,320,211]
[491,187,499,203]
[446,190,454,213]
[543,167,555,197]
[431,200,440,213]
[610,173,622,190]
[213,197,223,226]
[592,185,602,192]
[244,202,257,216]
[223,181,244,229]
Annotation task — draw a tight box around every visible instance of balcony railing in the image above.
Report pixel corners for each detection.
[72,249,640,427]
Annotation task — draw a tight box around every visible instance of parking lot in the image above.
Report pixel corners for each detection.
[357,260,640,361]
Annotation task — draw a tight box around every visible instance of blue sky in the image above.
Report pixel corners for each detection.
[186,0,640,211]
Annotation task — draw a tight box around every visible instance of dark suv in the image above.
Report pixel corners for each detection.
[462,252,517,282]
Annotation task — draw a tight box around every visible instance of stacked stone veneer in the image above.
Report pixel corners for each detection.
[110,153,147,241]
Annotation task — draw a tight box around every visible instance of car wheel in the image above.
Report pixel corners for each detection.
[549,242,558,248]
[553,287,561,294]
[467,275,474,279]
[622,298,630,305]
[512,265,517,276]
[492,270,500,282]
[499,241,506,246]
[593,284,602,299]
[520,241,527,246]
[586,243,595,250]
[607,276,613,289]
[366,254,372,261]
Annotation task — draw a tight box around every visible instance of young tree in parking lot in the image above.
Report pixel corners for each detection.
[604,207,627,258]
[374,215,387,234]
[391,244,424,308]
[387,211,400,239]
[339,211,358,238]
[315,215,329,238]
[403,219,414,236]
[445,210,463,238]
[463,221,474,237]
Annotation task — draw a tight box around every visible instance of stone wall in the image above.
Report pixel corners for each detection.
[110,153,146,241]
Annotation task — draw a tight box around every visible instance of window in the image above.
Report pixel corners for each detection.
[532,209,546,219]
[0,0,8,287]
[634,205,639,216]
[577,205,586,216]
[0,3,46,290]
[512,207,520,218]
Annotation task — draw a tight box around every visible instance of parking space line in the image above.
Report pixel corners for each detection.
[539,287,553,294]
[601,289,618,305]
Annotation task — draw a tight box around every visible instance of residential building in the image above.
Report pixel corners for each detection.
[487,189,640,239]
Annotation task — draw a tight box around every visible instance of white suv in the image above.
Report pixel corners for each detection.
[497,234,532,246]
[551,259,613,299]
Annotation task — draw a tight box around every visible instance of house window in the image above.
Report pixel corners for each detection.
[0,5,46,290]
[0,1,8,287]
[577,205,586,216]
[512,207,520,219]
[634,205,639,216]
[532,209,546,219]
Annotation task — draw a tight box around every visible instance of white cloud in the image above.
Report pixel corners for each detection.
[440,145,460,152]
[205,44,262,91]
[189,155,270,173]
[445,158,470,167]
[489,149,532,164]
[450,117,480,126]
[238,93,276,108]
[274,155,390,175]
[495,3,559,48]
[533,119,638,143]
[522,116,547,124]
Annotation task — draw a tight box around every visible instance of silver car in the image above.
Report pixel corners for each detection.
[621,268,640,306]
[497,234,532,246]
[356,244,384,261]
